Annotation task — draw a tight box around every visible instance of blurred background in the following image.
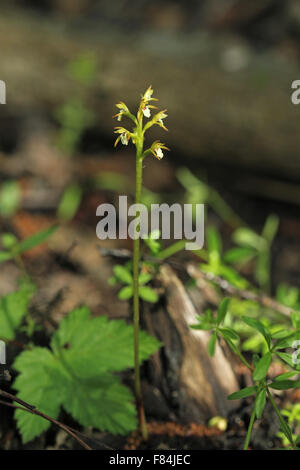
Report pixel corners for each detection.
[1,0,300,450]
[1,2,300,186]
[1,0,300,296]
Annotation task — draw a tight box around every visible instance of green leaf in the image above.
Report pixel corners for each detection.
[138,272,153,285]
[190,322,213,331]
[274,332,299,350]
[228,386,257,400]
[208,332,217,357]
[242,316,271,347]
[207,227,222,256]
[224,247,256,264]
[13,307,161,442]
[253,352,272,381]
[276,352,298,369]
[255,251,270,289]
[255,389,266,419]
[1,233,18,249]
[262,214,279,244]
[62,373,137,435]
[113,265,133,284]
[118,285,133,300]
[271,329,293,340]
[57,184,82,222]
[277,413,294,445]
[269,379,300,390]
[233,228,264,251]
[0,251,14,263]
[219,327,239,341]
[50,307,161,375]
[139,286,158,303]
[217,297,230,325]
[143,230,161,255]
[0,180,21,217]
[0,282,35,340]
[16,225,58,254]
[13,348,65,443]
[273,371,299,381]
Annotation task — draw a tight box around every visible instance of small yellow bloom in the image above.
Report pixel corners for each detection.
[150,141,170,160]
[114,126,131,147]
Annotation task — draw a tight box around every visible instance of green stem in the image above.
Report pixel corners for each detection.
[243,405,256,450]
[133,129,148,440]
[266,387,294,448]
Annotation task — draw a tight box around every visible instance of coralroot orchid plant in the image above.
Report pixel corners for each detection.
[113,86,169,439]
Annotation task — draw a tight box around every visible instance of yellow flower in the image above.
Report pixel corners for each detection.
[150,141,170,160]
[114,127,131,147]
[113,102,131,122]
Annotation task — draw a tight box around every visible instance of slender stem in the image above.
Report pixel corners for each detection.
[243,405,256,450]
[0,389,92,450]
[266,387,295,448]
[133,127,148,440]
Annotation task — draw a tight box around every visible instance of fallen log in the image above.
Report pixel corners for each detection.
[143,264,239,421]
[1,7,300,182]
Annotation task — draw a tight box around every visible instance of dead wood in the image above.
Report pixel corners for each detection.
[143,264,239,422]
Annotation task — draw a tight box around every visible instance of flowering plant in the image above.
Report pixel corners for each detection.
[113,86,169,439]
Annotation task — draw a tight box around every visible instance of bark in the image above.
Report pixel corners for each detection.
[143,265,239,421]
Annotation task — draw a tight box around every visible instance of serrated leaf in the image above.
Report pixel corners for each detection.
[253,352,272,381]
[13,306,161,442]
[228,386,257,400]
[13,348,65,443]
[0,282,35,339]
[62,373,137,435]
[51,307,161,376]
[139,286,158,303]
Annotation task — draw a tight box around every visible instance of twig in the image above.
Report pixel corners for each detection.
[0,398,113,450]
[187,264,293,318]
[0,389,92,450]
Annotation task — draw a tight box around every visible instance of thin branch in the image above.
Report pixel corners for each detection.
[187,264,293,318]
[0,389,92,450]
